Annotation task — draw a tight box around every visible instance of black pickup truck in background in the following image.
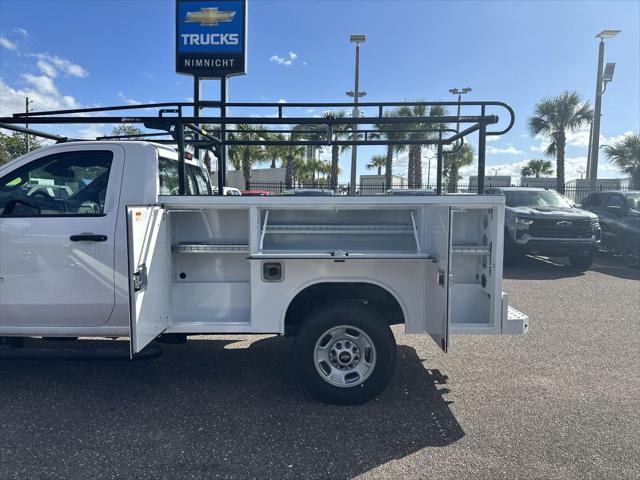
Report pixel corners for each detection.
[581,191,640,268]
[485,187,601,270]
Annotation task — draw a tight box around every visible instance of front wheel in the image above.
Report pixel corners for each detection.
[294,301,397,405]
[569,250,594,270]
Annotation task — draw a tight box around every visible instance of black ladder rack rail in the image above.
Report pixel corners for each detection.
[0,100,515,195]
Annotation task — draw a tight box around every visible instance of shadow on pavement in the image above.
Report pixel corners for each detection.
[0,335,463,479]
[504,253,640,281]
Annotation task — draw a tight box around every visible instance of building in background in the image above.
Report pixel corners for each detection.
[520,177,557,188]
[468,175,512,192]
[359,174,407,194]
[216,168,286,191]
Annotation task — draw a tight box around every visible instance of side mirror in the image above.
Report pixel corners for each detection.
[606,205,623,216]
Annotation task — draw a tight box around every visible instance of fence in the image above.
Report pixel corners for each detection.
[247,180,632,201]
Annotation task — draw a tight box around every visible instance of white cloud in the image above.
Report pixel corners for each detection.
[22,73,59,96]
[487,145,525,155]
[117,91,141,105]
[0,77,80,117]
[0,36,17,50]
[530,129,634,154]
[277,98,287,104]
[15,28,28,38]
[270,51,299,66]
[37,60,57,78]
[32,53,88,78]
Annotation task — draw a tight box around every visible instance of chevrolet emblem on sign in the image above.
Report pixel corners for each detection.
[176,0,247,78]
[185,7,236,26]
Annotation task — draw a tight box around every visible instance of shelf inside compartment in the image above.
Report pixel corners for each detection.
[451,244,490,255]
[264,224,414,234]
[173,242,249,253]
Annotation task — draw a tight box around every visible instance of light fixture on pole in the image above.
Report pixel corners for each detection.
[449,87,472,132]
[588,29,620,193]
[348,34,366,195]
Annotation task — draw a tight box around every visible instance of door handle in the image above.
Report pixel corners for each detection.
[70,234,108,242]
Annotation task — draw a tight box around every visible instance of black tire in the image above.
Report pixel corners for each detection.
[622,236,640,269]
[294,300,397,405]
[569,250,594,270]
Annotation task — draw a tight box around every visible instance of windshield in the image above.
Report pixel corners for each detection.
[505,190,573,208]
[625,194,640,210]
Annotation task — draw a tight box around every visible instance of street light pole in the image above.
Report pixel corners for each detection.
[348,34,366,195]
[588,29,620,192]
[25,97,33,152]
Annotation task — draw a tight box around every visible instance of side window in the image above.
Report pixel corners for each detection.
[158,157,179,195]
[0,150,113,217]
[606,195,624,209]
[585,194,603,210]
[190,165,212,195]
[158,157,202,195]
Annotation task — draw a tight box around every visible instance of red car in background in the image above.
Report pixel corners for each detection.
[241,190,273,196]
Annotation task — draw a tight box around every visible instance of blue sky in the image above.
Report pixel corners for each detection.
[1,0,639,182]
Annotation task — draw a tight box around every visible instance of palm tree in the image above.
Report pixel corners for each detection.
[397,103,448,188]
[366,154,387,175]
[520,158,554,178]
[374,110,406,189]
[604,133,640,190]
[443,144,474,193]
[227,124,266,190]
[528,91,593,193]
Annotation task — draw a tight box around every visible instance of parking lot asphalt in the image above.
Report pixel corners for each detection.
[1,254,639,480]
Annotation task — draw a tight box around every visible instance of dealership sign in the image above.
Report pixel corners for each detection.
[176,0,247,78]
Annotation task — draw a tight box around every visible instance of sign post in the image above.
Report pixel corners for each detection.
[176,0,247,194]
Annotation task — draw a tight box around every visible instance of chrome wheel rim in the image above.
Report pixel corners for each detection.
[314,325,376,388]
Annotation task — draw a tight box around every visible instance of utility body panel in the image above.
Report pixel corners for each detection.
[0,142,528,356]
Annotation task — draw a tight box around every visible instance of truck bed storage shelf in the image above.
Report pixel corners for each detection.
[265,224,414,234]
[172,243,249,253]
[451,245,490,255]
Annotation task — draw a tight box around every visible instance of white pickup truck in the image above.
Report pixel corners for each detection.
[0,140,528,404]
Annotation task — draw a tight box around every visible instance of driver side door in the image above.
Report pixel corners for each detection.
[0,146,124,331]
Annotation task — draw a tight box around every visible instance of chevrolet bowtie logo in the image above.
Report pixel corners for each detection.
[184,7,236,26]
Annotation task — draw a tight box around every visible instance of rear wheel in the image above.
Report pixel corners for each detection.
[569,250,594,270]
[294,301,397,405]
[622,237,640,268]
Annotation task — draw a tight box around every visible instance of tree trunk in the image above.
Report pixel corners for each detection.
[448,166,459,193]
[556,132,566,194]
[407,147,416,188]
[632,169,640,190]
[285,154,293,188]
[271,158,276,168]
[414,145,422,188]
[330,145,339,191]
[242,151,251,190]
[385,146,393,190]
[377,166,381,176]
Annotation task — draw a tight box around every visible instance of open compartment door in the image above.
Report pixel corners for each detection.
[421,205,452,352]
[126,206,171,357]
